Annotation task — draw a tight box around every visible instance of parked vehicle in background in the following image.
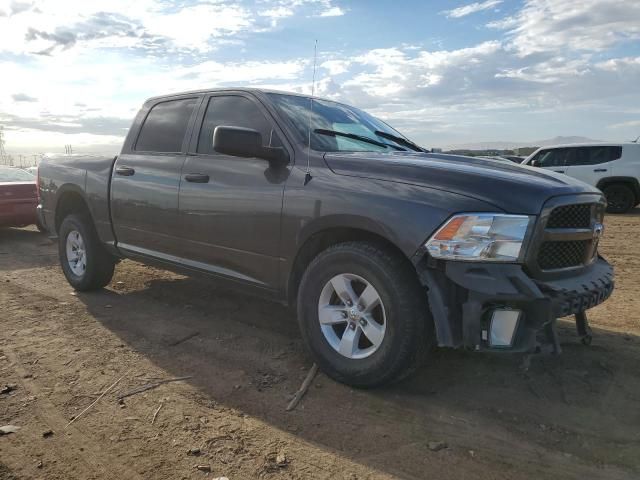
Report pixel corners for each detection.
[37,88,614,387]
[25,166,38,175]
[0,166,44,230]
[522,143,640,213]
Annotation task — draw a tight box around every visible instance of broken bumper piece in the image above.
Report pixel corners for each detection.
[418,256,614,352]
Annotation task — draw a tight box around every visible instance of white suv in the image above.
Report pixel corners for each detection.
[522,143,640,213]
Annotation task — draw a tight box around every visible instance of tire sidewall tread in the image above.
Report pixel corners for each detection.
[604,184,635,214]
[58,214,115,291]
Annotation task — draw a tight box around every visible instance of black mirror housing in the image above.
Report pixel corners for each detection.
[213,126,289,167]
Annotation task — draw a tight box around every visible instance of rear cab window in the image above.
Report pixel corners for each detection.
[135,97,199,153]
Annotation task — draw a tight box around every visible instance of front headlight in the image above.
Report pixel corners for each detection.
[425,213,532,262]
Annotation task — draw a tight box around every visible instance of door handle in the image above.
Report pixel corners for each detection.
[115,166,135,176]
[553,170,565,174]
[185,173,210,183]
[594,169,607,172]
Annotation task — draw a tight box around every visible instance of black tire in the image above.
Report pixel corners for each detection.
[58,213,115,291]
[297,241,434,388]
[604,184,635,214]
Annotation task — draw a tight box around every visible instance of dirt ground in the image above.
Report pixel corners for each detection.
[1,210,639,480]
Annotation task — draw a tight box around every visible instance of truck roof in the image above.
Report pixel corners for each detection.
[145,87,323,103]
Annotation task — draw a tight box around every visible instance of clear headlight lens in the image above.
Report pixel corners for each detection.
[425,214,532,262]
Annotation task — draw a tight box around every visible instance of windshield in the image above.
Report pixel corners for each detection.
[267,93,420,153]
[0,167,35,182]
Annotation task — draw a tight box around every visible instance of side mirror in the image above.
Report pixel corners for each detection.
[529,159,539,167]
[213,126,289,168]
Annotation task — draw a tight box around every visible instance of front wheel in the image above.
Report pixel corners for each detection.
[604,184,635,214]
[297,242,433,388]
[58,214,115,291]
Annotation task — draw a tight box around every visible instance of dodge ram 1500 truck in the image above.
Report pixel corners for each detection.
[38,88,614,387]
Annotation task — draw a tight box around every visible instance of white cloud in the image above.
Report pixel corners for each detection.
[143,4,253,52]
[489,0,640,56]
[0,0,638,152]
[318,6,345,17]
[608,120,640,129]
[443,0,502,18]
[321,59,351,75]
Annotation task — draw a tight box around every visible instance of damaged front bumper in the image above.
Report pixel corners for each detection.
[416,256,614,352]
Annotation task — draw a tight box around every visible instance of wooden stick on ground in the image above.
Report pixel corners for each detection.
[151,402,163,425]
[65,373,126,429]
[117,376,192,400]
[286,364,318,412]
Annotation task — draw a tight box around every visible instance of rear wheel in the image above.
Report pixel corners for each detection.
[604,184,635,213]
[58,214,115,291]
[297,241,433,388]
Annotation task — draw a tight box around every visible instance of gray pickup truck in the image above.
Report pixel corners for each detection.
[38,88,614,387]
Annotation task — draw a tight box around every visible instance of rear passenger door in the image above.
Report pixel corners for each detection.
[565,146,622,186]
[111,96,201,257]
[176,93,291,289]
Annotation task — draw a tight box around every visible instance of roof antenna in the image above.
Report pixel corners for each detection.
[304,39,318,186]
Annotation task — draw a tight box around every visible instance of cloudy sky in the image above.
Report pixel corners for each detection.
[0,0,639,155]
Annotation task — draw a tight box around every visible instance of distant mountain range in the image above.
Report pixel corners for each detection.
[444,136,602,151]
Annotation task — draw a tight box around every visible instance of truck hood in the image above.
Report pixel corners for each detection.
[324,152,601,214]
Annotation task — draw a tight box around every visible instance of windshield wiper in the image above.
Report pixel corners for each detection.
[374,131,425,152]
[314,129,405,151]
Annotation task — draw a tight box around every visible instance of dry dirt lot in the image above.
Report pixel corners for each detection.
[1,211,639,480]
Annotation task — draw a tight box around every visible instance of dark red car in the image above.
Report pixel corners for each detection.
[0,166,43,230]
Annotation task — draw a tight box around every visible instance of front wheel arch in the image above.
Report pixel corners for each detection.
[287,226,416,307]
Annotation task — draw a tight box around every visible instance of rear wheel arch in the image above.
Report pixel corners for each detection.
[596,177,640,204]
[54,186,94,235]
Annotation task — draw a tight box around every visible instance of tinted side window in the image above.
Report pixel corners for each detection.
[536,149,559,167]
[135,98,198,153]
[537,148,574,167]
[197,96,281,154]
[609,146,622,161]
[573,146,620,165]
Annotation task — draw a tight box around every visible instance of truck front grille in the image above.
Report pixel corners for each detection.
[535,202,603,272]
[546,204,591,229]
[538,240,591,270]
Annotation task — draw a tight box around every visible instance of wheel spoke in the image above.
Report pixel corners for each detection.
[330,275,357,305]
[358,283,380,313]
[360,315,385,348]
[338,326,360,358]
[318,305,348,325]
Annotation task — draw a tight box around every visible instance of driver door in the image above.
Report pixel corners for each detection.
[175,93,291,289]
